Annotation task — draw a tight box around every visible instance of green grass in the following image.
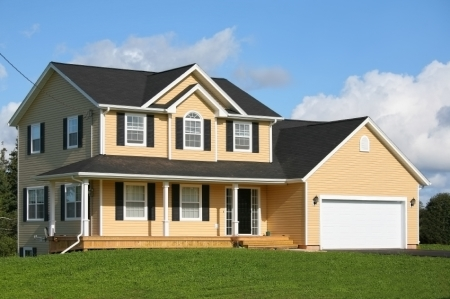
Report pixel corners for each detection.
[1,249,449,299]
[418,244,450,251]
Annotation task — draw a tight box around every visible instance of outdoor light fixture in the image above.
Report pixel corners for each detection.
[313,196,319,206]
[410,198,416,207]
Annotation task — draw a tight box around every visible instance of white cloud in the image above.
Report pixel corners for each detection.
[233,65,291,90]
[70,28,240,72]
[0,102,20,152]
[428,172,448,188]
[291,60,450,173]
[22,23,40,38]
[0,63,7,79]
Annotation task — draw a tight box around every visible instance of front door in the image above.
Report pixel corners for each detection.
[238,189,252,234]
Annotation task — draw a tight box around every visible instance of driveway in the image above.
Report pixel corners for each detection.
[332,249,450,258]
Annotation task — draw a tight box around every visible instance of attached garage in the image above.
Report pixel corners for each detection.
[320,196,406,249]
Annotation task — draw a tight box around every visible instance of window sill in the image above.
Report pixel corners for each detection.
[66,146,78,150]
[26,219,45,222]
[65,218,81,221]
[123,218,148,221]
[233,149,252,153]
[179,218,203,222]
[124,143,146,147]
[183,147,204,151]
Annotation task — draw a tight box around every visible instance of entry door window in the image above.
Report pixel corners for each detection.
[225,188,259,235]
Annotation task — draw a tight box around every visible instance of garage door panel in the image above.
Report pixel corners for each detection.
[321,199,404,249]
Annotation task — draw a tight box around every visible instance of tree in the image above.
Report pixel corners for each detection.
[420,193,450,245]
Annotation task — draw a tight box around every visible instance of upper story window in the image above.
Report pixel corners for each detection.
[360,135,370,152]
[124,183,147,220]
[126,114,146,146]
[184,112,202,149]
[31,124,41,153]
[28,187,45,221]
[65,184,81,219]
[234,122,252,152]
[180,185,202,220]
[67,116,79,148]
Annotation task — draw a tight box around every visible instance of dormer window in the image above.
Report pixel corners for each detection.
[184,112,202,149]
[360,135,370,152]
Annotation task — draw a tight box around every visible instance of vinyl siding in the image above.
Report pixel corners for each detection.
[17,71,99,255]
[307,125,419,245]
[217,119,270,162]
[105,112,168,157]
[267,183,305,245]
[154,75,198,105]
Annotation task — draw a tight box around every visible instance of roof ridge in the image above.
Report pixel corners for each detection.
[301,116,368,127]
[150,63,196,76]
[51,61,156,74]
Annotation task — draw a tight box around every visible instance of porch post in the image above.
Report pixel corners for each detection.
[49,181,56,236]
[163,181,169,236]
[232,184,239,236]
[82,179,90,236]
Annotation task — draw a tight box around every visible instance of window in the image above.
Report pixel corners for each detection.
[180,185,201,220]
[360,135,370,152]
[124,183,147,220]
[28,187,44,221]
[31,124,41,153]
[126,114,146,146]
[67,116,78,148]
[234,122,252,151]
[22,247,35,257]
[66,185,81,219]
[184,112,202,149]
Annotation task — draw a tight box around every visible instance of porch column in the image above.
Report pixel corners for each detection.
[48,181,56,236]
[232,184,239,236]
[163,181,170,236]
[82,179,90,236]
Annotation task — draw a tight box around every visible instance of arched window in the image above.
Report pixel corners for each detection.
[360,135,370,152]
[184,111,202,149]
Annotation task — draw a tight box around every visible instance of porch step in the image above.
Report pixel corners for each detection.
[234,236,297,250]
[246,244,299,250]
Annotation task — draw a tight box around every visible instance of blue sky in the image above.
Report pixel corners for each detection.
[0,0,449,202]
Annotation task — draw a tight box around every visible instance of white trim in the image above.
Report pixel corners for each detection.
[30,123,41,154]
[224,114,284,121]
[48,181,55,236]
[233,121,252,152]
[17,126,20,256]
[99,180,103,236]
[124,113,147,147]
[66,116,79,149]
[180,184,202,221]
[319,195,407,250]
[183,111,203,150]
[214,118,218,162]
[162,182,169,236]
[417,184,422,244]
[26,186,46,221]
[100,108,109,155]
[123,182,148,221]
[98,104,165,113]
[64,184,82,220]
[304,181,308,245]
[359,135,370,152]
[168,114,172,160]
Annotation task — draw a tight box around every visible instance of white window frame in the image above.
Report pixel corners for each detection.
[67,116,79,149]
[360,135,370,152]
[23,247,34,257]
[180,184,202,221]
[30,123,41,154]
[233,121,252,152]
[65,184,82,220]
[27,186,45,221]
[123,182,147,220]
[183,111,203,150]
[125,113,147,146]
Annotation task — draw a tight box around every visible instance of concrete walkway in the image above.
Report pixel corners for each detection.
[332,249,450,258]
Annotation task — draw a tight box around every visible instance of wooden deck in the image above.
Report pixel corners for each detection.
[49,235,297,253]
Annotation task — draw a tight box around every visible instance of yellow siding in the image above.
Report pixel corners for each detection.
[307,125,419,245]
[267,183,305,246]
[217,119,271,162]
[154,75,198,105]
[171,93,216,161]
[17,71,99,255]
[105,112,168,157]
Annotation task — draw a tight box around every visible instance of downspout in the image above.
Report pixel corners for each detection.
[61,176,84,254]
[269,119,278,163]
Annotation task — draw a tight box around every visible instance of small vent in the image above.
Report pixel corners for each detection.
[360,135,370,152]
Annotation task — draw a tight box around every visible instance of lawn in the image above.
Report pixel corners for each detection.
[1,249,449,299]
[418,244,450,251]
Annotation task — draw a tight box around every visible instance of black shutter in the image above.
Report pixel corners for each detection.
[115,182,124,220]
[202,185,210,221]
[27,125,31,155]
[148,183,156,220]
[23,188,27,222]
[172,184,180,221]
[40,123,45,153]
[78,115,83,148]
[19,247,24,257]
[117,113,125,146]
[147,115,154,147]
[60,185,65,221]
[44,186,49,221]
[226,120,233,152]
[175,117,183,149]
[63,118,67,150]
[252,122,259,153]
[32,247,37,257]
[204,119,211,151]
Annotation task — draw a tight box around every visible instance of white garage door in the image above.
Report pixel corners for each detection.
[321,199,405,249]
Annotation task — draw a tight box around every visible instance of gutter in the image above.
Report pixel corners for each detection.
[61,176,84,254]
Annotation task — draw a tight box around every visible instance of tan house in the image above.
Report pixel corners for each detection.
[9,62,430,256]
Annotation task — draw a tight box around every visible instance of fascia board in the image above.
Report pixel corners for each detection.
[9,63,54,127]
[222,114,284,122]
[166,84,228,117]
[98,104,166,113]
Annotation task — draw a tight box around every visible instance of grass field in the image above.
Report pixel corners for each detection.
[418,244,450,251]
[1,249,449,299]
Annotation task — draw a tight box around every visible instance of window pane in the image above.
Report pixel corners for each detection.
[126,202,145,217]
[37,204,44,219]
[126,116,144,144]
[66,186,76,203]
[36,189,44,204]
[76,202,81,218]
[126,185,145,201]
[29,190,36,204]
[185,134,201,148]
[32,139,41,152]
[235,137,250,150]
[31,125,40,139]
[127,130,143,143]
[67,202,75,218]
[182,203,199,218]
[181,187,199,218]
[69,132,78,146]
[28,204,36,219]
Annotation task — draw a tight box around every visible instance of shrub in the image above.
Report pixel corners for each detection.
[420,193,450,244]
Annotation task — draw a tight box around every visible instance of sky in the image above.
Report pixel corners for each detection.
[0,0,449,203]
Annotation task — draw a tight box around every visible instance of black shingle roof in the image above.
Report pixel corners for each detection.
[38,117,367,180]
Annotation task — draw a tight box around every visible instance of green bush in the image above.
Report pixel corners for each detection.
[420,193,450,244]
